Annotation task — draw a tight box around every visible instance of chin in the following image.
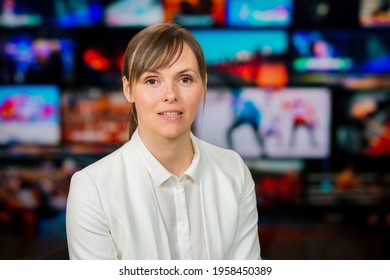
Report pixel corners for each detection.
[158,127,189,140]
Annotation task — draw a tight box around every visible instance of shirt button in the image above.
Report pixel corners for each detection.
[180,221,188,228]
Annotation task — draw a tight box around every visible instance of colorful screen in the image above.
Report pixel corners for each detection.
[196,87,331,158]
[0,0,44,27]
[80,34,130,87]
[292,31,353,72]
[227,0,291,27]
[193,29,288,88]
[335,89,390,157]
[292,30,390,73]
[163,0,226,27]
[0,85,60,145]
[51,0,104,27]
[360,0,390,27]
[62,88,129,144]
[104,0,163,27]
[0,33,76,86]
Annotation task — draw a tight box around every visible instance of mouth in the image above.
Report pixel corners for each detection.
[158,112,183,116]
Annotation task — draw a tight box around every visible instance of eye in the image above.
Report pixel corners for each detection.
[180,76,193,84]
[145,78,157,85]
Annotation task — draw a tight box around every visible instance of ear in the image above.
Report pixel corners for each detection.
[122,76,134,103]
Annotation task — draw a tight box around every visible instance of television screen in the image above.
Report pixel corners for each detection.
[292,30,390,74]
[335,89,390,157]
[292,31,353,72]
[104,0,163,27]
[0,85,60,145]
[360,0,390,27]
[196,87,331,158]
[193,29,288,88]
[293,0,359,28]
[254,170,303,207]
[62,88,129,144]
[163,0,226,27]
[226,0,292,27]
[80,33,129,87]
[51,0,104,27]
[0,0,44,27]
[0,33,76,86]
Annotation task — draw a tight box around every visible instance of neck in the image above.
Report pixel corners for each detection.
[138,130,194,177]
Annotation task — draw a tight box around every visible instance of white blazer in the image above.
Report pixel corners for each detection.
[66,134,261,260]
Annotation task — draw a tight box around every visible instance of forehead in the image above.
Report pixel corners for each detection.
[172,43,198,66]
[166,43,199,72]
[144,42,199,75]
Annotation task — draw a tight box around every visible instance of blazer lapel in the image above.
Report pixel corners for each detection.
[199,162,222,259]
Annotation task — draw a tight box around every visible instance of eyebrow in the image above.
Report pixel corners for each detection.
[176,68,197,74]
[143,68,198,75]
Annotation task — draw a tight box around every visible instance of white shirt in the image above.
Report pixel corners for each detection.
[132,131,207,259]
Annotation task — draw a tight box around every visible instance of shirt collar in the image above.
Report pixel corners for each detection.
[186,133,201,184]
[131,129,202,186]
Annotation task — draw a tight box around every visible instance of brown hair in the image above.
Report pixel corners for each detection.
[121,22,207,139]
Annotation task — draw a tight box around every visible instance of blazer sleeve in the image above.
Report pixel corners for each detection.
[231,154,261,260]
[66,170,117,260]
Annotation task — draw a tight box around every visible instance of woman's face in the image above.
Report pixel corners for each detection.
[123,43,205,142]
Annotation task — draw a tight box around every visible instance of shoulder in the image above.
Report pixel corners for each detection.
[71,142,134,186]
[195,137,247,172]
[86,142,131,171]
[194,137,254,197]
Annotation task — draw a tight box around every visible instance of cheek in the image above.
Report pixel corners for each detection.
[133,91,158,110]
[192,87,205,104]
[187,92,204,114]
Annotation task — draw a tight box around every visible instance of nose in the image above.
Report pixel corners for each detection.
[161,82,178,103]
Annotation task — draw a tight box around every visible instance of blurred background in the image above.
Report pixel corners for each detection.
[1,0,390,260]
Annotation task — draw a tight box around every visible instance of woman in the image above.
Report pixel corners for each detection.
[66,22,261,260]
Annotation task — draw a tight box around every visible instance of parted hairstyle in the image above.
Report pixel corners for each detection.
[121,22,207,139]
